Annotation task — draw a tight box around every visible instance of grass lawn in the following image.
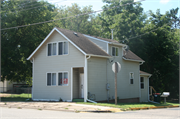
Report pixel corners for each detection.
[77,102,179,110]
[0,93,32,102]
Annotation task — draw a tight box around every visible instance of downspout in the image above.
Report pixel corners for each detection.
[84,55,91,102]
[139,61,144,102]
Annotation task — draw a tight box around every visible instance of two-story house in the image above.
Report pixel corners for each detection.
[27,27,151,102]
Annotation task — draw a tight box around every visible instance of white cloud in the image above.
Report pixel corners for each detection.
[160,0,170,4]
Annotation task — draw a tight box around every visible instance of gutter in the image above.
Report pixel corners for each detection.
[87,54,112,58]
[122,57,145,63]
[109,42,126,47]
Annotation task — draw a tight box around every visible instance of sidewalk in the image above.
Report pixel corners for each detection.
[0,102,122,113]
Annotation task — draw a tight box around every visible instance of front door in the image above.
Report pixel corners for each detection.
[80,73,84,98]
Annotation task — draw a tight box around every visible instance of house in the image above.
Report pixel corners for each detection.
[27,27,151,102]
[0,80,28,93]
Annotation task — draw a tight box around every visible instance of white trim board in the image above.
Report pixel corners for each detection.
[27,27,87,60]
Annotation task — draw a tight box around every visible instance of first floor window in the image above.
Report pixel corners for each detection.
[58,72,68,86]
[130,72,134,84]
[48,43,57,56]
[112,47,118,56]
[141,77,144,89]
[47,73,56,86]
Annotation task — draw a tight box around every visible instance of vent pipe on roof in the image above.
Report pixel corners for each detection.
[111,29,113,40]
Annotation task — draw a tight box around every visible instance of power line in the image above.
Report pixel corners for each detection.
[1,0,66,14]
[1,0,38,10]
[125,23,171,41]
[1,0,145,31]
[1,1,43,11]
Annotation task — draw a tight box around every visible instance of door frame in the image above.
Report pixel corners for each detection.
[80,73,84,98]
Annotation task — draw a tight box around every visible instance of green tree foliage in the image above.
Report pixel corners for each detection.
[133,8,179,99]
[53,3,99,35]
[98,0,146,43]
[1,0,57,84]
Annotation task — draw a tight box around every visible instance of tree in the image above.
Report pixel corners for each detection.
[1,0,57,84]
[98,0,146,44]
[54,3,99,35]
[135,8,179,99]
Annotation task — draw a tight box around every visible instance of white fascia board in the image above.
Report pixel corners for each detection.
[27,27,87,60]
[87,54,112,58]
[83,34,110,43]
[56,28,86,55]
[27,28,57,60]
[109,42,126,47]
[122,57,145,63]
[140,74,152,76]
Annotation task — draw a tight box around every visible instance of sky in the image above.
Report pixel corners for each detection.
[47,0,180,16]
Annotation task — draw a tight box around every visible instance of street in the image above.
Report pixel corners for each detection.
[0,107,179,119]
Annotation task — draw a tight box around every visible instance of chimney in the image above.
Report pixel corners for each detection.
[111,29,113,40]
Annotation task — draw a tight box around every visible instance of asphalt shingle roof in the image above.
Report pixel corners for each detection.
[56,28,110,57]
[123,50,144,62]
[140,71,151,75]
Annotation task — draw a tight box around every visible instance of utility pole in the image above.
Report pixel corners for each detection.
[0,0,1,83]
[115,62,117,105]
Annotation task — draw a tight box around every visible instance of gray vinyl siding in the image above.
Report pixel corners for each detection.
[88,57,107,101]
[87,44,140,101]
[85,37,108,53]
[33,31,85,101]
[140,76,149,102]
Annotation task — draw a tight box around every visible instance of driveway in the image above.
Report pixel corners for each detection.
[0,102,121,112]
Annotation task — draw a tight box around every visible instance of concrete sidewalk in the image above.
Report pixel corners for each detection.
[0,102,122,113]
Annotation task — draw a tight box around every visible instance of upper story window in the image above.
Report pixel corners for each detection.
[129,72,134,84]
[58,42,68,55]
[48,43,57,56]
[112,47,118,56]
[47,42,68,56]
[140,77,144,89]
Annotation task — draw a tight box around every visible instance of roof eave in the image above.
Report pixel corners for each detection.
[86,54,112,58]
[109,42,126,47]
[122,57,145,63]
[27,27,57,60]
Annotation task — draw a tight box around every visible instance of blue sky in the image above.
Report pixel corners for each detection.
[47,0,180,16]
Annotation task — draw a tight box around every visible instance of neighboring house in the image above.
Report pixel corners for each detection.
[0,80,27,93]
[27,27,151,102]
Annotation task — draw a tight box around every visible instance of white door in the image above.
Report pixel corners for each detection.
[80,74,84,98]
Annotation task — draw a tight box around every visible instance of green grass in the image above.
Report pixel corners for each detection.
[0,93,32,102]
[76,102,179,110]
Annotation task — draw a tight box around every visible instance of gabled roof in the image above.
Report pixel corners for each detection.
[83,34,126,46]
[27,27,110,60]
[123,50,144,62]
[140,71,151,76]
[57,28,110,56]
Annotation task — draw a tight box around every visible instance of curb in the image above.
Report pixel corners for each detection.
[129,105,179,110]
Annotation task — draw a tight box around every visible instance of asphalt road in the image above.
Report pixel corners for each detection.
[0,107,179,119]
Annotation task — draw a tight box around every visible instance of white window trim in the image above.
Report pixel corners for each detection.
[140,77,145,89]
[112,46,119,56]
[46,41,69,57]
[46,72,57,86]
[57,71,69,86]
[58,41,69,56]
[46,42,58,57]
[129,72,134,84]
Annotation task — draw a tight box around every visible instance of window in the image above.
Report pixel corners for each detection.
[48,43,57,56]
[112,47,118,56]
[58,42,68,55]
[130,72,134,84]
[141,77,144,89]
[58,72,68,86]
[47,73,56,86]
